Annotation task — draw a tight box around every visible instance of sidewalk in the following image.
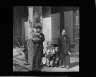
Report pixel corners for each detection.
[13,56,79,72]
[13,48,32,71]
[13,48,79,72]
[41,56,79,72]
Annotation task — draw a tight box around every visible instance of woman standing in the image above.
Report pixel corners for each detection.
[58,29,71,69]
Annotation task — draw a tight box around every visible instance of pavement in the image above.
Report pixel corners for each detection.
[13,48,79,72]
[41,57,79,72]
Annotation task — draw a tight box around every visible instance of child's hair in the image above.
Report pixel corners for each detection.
[47,41,52,45]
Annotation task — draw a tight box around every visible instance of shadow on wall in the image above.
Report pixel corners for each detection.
[13,6,28,47]
[42,6,51,18]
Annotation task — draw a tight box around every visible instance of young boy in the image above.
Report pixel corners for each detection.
[43,41,55,67]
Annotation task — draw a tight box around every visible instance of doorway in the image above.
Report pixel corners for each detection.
[64,10,73,44]
[42,17,51,49]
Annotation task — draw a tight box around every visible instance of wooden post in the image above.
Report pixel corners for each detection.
[27,6,33,66]
[26,6,42,67]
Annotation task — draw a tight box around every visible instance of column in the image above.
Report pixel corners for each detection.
[27,6,33,66]
[33,6,42,29]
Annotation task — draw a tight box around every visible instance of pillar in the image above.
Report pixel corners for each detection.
[25,6,42,66]
[33,6,42,29]
[26,6,33,66]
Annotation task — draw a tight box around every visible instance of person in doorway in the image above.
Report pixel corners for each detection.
[32,26,45,69]
[58,29,71,69]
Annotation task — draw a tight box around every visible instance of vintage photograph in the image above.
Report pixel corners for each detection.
[95,0,96,8]
[13,6,79,72]
[0,76,76,77]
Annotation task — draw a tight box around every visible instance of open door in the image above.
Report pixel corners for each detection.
[42,17,51,49]
[42,13,60,48]
[51,13,60,44]
[64,11,73,44]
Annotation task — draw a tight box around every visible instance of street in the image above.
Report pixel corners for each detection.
[41,56,79,72]
[13,49,79,72]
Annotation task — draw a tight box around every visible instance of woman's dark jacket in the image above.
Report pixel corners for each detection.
[58,35,71,55]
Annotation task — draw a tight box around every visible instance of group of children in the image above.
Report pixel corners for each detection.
[42,41,60,67]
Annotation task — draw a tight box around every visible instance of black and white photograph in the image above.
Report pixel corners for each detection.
[13,6,79,72]
[0,76,76,77]
[95,0,96,8]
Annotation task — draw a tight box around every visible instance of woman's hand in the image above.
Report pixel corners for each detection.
[68,52,71,55]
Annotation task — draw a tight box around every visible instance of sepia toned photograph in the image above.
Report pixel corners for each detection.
[13,6,79,72]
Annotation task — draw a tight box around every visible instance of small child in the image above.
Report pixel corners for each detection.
[55,47,61,67]
[43,41,55,67]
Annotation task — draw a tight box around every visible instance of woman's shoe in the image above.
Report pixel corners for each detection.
[66,66,70,69]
